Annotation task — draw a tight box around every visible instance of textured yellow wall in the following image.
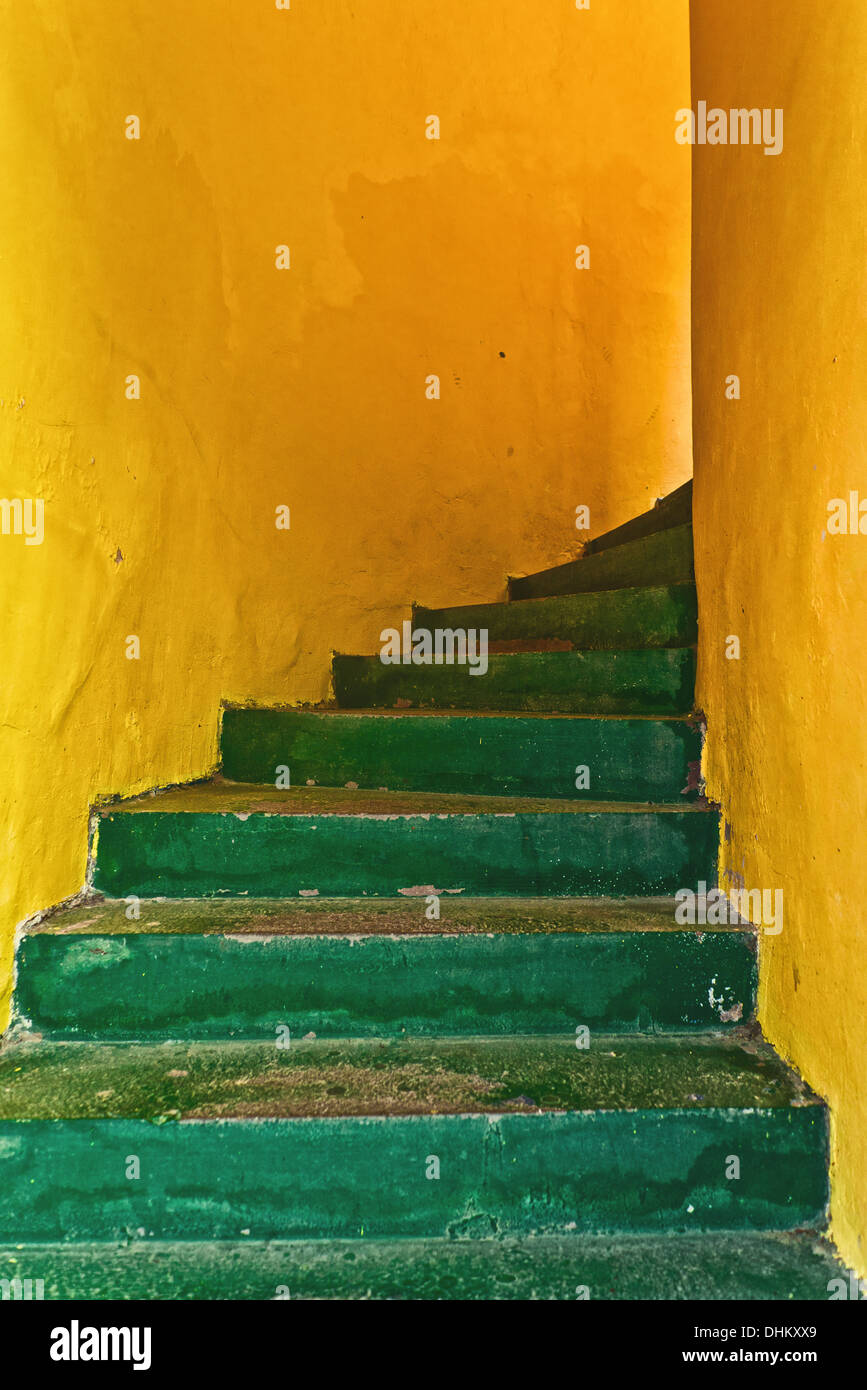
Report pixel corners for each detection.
[0,0,691,1025]
[691,0,867,1276]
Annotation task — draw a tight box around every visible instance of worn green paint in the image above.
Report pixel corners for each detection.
[413,584,697,651]
[583,479,693,556]
[508,524,694,602]
[0,475,840,1284]
[34,894,744,936]
[0,1036,828,1241]
[16,929,755,1039]
[0,1034,819,1118]
[332,647,696,714]
[93,799,719,899]
[220,708,702,801]
[0,1230,848,1301]
[0,1107,826,1241]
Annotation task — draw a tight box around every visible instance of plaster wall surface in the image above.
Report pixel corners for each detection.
[0,1,691,1022]
[691,0,867,1277]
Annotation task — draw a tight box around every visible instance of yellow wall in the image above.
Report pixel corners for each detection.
[0,0,691,1026]
[691,0,867,1276]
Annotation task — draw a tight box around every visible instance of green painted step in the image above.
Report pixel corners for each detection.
[28,894,741,936]
[508,523,694,602]
[0,1231,849,1301]
[584,479,693,557]
[220,708,702,801]
[332,647,696,715]
[16,919,755,1039]
[413,584,697,652]
[92,782,719,899]
[0,1035,827,1241]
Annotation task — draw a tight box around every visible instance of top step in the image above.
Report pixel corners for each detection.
[509,480,693,601]
[509,523,694,602]
[584,480,693,556]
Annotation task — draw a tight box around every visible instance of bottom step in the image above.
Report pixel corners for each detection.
[0,1036,828,1241]
[0,1232,849,1301]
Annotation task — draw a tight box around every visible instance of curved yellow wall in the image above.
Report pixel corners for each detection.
[691,0,867,1276]
[0,0,691,1024]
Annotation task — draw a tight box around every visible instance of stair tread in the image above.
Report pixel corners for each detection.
[101,778,714,818]
[337,640,696,660]
[0,1230,847,1301]
[32,895,748,935]
[0,1034,821,1119]
[225,705,698,721]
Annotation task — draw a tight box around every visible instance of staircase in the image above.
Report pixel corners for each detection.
[0,483,848,1300]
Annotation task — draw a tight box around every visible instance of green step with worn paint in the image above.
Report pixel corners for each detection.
[584,479,693,557]
[91,782,719,899]
[332,647,696,714]
[412,584,697,651]
[220,708,702,801]
[16,911,755,1038]
[0,1230,849,1301]
[0,1035,827,1241]
[508,524,695,602]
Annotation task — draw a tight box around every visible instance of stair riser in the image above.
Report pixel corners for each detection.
[220,710,702,801]
[413,585,697,651]
[93,809,720,898]
[332,648,696,714]
[0,1109,827,1242]
[16,932,755,1039]
[0,1231,846,1301]
[509,524,695,601]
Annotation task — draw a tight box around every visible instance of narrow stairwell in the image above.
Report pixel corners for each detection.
[0,484,849,1300]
